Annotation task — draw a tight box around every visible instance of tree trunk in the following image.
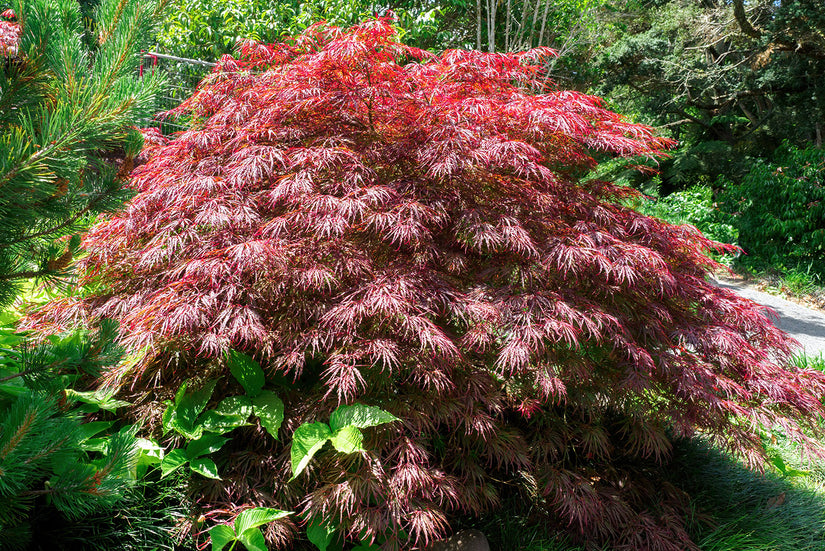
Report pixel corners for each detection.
[538,0,551,46]
[505,0,512,51]
[476,0,482,50]
[487,0,496,52]
[733,0,760,38]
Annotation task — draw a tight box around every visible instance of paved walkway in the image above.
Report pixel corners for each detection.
[711,276,825,358]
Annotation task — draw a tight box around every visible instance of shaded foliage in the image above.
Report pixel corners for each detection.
[720,144,825,277]
[26,21,825,550]
[592,0,825,191]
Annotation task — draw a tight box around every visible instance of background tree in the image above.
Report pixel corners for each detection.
[592,0,825,190]
[27,21,825,550]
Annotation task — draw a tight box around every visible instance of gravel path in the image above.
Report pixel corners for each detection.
[711,276,825,358]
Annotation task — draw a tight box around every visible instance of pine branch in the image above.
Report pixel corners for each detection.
[6,188,109,246]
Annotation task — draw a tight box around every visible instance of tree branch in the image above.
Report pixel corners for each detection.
[733,0,761,39]
[8,189,109,245]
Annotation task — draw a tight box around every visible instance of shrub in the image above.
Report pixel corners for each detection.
[26,21,825,550]
[637,185,738,263]
[720,144,825,276]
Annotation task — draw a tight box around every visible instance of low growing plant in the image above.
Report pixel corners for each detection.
[26,20,825,550]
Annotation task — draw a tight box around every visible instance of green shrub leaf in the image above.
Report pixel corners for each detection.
[234,507,292,534]
[161,400,176,435]
[199,395,253,433]
[186,434,230,459]
[160,448,189,478]
[216,395,254,417]
[176,379,218,429]
[64,388,131,412]
[251,390,284,439]
[307,519,336,551]
[227,350,265,397]
[237,528,268,551]
[135,437,164,477]
[209,524,236,551]
[329,404,398,432]
[290,422,332,479]
[330,425,364,454]
[77,420,115,441]
[190,457,221,479]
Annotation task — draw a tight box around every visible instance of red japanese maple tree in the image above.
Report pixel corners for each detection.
[27,20,825,550]
[0,9,20,55]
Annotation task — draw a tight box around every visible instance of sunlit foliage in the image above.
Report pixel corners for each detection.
[27,20,825,550]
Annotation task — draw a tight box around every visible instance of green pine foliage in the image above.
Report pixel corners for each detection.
[0,0,165,307]
[0,0,174,548]
[0,323,136,549]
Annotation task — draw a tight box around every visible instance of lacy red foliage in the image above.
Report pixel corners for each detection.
[26,20,825,550]
[0,9,20,56]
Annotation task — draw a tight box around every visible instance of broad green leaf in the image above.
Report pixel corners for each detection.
[290,422,331,479]
[77,421,115,441]
[251,390,284,439]
[0,382,26,397]
[64,388,131,412]
[160,448,189,478]
[176,379,218,429]
[237,527,267,551]
[352,545,381,551]
[199,410,251,434]
[216,395,254,417]
[135,437,164,477]
[226,350,265,397]
[81,437,109,453]
[135,438,164,461]
[186,434,230,459]
[234,507,292,534]
[328,404,398,432]
[170,418,205,441]
[190,457,221,479]
[199,395,253,434]
[173,380,190,407]
[209,525,236,551]
[0,311,21,327]
[161,400,176,435]
[307,520,336,551]
[329,425,363,454]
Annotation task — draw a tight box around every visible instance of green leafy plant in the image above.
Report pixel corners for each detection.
[720,144,825,278]
[768,453,810,479]
[160,350,285,479]
[209,507,292,551]
[291,403,399,480]
[639,185,738,246]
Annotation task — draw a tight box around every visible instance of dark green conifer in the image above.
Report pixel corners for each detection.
[0,0,165,547]
[0,0,164,307]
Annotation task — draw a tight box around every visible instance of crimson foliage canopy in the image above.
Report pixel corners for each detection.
[29,20,825,550]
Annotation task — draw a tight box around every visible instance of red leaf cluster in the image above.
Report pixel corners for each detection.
[26,19,825,550]
[0,10,19,56]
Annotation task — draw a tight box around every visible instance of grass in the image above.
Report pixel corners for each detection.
[676,437,825,551]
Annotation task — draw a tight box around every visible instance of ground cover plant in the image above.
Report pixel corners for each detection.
[25,20,825,550]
